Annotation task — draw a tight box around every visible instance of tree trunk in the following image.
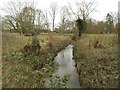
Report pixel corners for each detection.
[20,29,23,35]
[9,20,17,31]
[53,18,55,31]
[82,18,86,33]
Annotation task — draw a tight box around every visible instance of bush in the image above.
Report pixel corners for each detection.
[23,38,41,54]
[72,35,78,41]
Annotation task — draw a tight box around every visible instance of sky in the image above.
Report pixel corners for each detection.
[0,0,119,23]
[36,0,119,21]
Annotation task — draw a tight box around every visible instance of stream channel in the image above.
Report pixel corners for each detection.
[45,45,81,88]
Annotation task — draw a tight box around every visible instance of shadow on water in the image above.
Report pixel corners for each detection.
[45,45,81,88]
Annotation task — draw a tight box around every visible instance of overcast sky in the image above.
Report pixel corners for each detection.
[0,0,119,22]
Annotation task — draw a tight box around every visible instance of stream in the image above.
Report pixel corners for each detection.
[45,45,81,88]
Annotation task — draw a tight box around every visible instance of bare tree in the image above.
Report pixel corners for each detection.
[49,2,59,31]
[19,6,36,34]
[42,10,49,30]
[35,9,49,31]
[2,0,36,34]
[2,1,23,32]
[36,9,45,30]
[109,12,118,25]
[76,0,96,21]
[68,0,97,36]
[59,6,71,30]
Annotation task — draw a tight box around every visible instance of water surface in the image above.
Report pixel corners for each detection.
[53,45,81,88]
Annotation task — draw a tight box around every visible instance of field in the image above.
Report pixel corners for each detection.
[2,32,72,54]
[2,32,72,88]
[73,34,118,88]
[2,32,118,88]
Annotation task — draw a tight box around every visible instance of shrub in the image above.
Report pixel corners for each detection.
[22,38,41,54]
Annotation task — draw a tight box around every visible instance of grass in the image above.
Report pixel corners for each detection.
[2,32,72,54]
[2,32,118,88]
[73,34,118,88]
[2,32,72,88]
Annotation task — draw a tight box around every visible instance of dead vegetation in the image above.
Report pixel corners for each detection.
[73,34,118,88]
[2,32,72,88]
[22,38,41,55]
[93,40,106,49]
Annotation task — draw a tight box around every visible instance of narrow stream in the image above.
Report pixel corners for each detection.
[45,45,81,88]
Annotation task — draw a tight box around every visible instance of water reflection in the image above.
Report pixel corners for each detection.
[54,45,81,88]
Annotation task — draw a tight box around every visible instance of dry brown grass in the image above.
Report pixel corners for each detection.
[73,34,118,88]
[2,32,72,88]
[2,32,71,54]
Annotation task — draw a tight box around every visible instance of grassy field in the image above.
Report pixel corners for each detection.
[2,32,118,88]
[2,32,72,54]
[73,34,118,88]
[2,32,72,88]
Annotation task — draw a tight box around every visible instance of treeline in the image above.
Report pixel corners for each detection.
[85,19,118,34]
[1,0,118,35]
